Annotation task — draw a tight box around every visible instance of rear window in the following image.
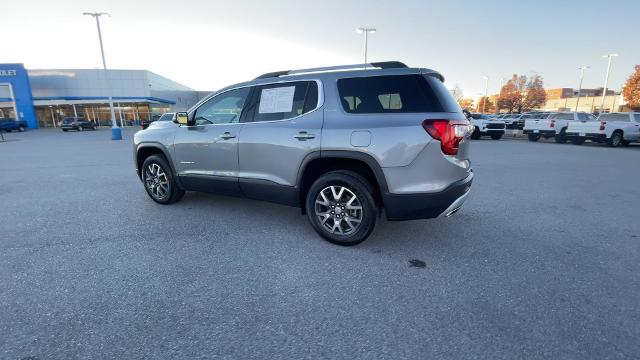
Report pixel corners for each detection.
[599,113,630,122]
[337,75,448,114]
[62,118,75,124]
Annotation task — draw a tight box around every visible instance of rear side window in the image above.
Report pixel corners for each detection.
[337,75,446,114]
[557,113,574,120]
[253,81,318,122]
[635,114,640,122]
[599,113,630,122]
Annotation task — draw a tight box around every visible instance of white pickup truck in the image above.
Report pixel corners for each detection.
[565,112,640,147]
[523,112,596,143]
[468,113,506,140]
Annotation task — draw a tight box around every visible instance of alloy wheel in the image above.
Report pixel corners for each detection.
[314,185,363,235]
[144,163,170,200]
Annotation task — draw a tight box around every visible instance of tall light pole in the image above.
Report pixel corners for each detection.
[482,76,489,113]
[600,53,618,113]
[83,12,121,140]
[356,27,376,64]
[575,65,589,111]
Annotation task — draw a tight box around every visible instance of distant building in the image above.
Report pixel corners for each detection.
[545,87,615,100]
[541,95,627,113]
[0,63,211,128]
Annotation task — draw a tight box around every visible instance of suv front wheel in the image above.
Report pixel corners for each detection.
[142,155,185,204]
[305,171,378,246]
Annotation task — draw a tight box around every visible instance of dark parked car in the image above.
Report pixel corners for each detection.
[0,118,28,132]
[60,117,96,132]
[142,112,175,129]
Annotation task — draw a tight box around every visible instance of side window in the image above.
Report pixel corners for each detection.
[635,114,640,123]
[337,75,444,114]
[578,113,588,121]
[193,87,250,125]
[253,81,318,122]
[587,114,597,121]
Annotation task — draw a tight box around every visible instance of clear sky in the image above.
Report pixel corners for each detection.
[2,0,638,97]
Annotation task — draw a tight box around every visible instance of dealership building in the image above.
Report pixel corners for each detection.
[0,63,209,128]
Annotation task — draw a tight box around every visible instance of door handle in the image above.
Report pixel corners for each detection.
[294,131,315,140]
[220,132,236,140]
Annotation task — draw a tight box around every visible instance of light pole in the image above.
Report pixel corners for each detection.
[356,27,376,64]
[575,65,589,111]
[600,53,618,113]
[482,76,489,113]
[83,12,121,140]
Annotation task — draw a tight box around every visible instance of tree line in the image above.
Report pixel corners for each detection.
[454,65,640,113]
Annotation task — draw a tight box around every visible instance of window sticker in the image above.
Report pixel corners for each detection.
[259,86,296,114]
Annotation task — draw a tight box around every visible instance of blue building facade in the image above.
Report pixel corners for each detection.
[0,63,38,128]
[0,63,207,129]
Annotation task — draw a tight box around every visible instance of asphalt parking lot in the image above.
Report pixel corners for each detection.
[1,128,639,359]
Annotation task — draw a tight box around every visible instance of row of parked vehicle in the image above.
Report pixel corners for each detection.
[465,110,640,147]
[522,111,640,147]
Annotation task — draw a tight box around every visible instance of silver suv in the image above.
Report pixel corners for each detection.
[133,62,473,245]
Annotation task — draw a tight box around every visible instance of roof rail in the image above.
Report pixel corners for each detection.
[253,61,408,80]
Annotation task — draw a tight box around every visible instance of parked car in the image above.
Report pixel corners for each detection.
[468,113,506,140]
[502,113,525,130]
[60,117,96,132]
[522,112,595,143]
[0,118,28,132]
[565,112,640,147]
[522,113,555,141]
[142,113,175,129]
[134,61,473,245]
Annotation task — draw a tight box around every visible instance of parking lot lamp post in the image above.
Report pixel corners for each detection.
[600,53,618,113]
[356,27,376,64]
[482,76,489,113]
[575,66,589,111]
[83,12,121,140]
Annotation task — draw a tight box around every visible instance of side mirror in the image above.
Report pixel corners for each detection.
[176,112,191,126]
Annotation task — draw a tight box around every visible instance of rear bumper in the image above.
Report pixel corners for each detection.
[566,132,606,140]
[523,129,555,136]
[383,171,473,221]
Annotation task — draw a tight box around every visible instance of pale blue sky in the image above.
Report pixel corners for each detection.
[1,0,638,97]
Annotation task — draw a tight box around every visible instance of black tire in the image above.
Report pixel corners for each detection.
[572,137,586,145]
[62,129,68,132]
[141,154,185,204]
[305,170,378,246]
[77,126,83,132]
[607,132,623,147]
[527,133,540,142]
[490,133,502,140]
[91,126,97,131]
[555,128,567,143]
[18,125,26,132]
[470,127,481,140]
[622,140,630,146]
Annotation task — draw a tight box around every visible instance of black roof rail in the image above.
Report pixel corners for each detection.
[254,70,291,80]
[253,61,409,80]
[370,61,408,69]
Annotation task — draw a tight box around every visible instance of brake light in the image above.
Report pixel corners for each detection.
[600,121,606,131]
[422,119,468,155]
[549,120,555,128]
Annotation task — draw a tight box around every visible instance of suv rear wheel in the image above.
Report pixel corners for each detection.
[527,133,540,142]
[305,171,378,246]
[142,155,185,204]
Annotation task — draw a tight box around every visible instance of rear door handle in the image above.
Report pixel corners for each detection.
[294,131,315,140]
[220,132,236,140]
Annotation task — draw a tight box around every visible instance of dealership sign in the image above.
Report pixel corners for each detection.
[0,70,17,76]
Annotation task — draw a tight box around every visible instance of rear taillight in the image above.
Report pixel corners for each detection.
[422,119,468,155]
[550,120,556,128]
[600,121,606,131]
